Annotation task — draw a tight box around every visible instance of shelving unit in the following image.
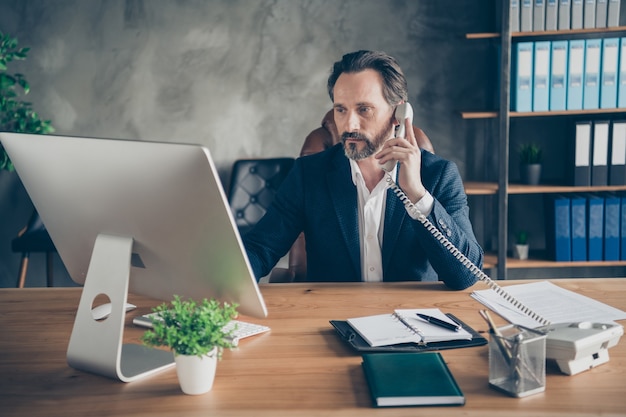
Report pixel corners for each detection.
[464,3,626,279]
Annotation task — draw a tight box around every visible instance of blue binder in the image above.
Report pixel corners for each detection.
[604,193,620,261]
[571,194,588,261]
[587,194,605,261]
[546,195,572,262]
[533,41,551,111]
[600,38,619,109]
[621,193,626,260]
[617,37,626,108]
[583,38,601,110]
[567,40,585,110]
[513,42,534,112]
[550,40,568,110]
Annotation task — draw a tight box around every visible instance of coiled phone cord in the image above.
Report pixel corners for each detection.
[385,174,551,326]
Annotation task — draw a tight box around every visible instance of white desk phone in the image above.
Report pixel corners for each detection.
[384,102,624,376]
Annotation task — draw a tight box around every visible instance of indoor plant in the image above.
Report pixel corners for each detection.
[518,143,543,185]
[141,295,239,395]
[0,31,54,171]
[514,230,529,260]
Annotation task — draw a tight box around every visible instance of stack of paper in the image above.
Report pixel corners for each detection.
[471,281,626,328]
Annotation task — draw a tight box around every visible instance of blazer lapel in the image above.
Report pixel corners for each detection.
[326,153,361,276]
[382,183,407,271]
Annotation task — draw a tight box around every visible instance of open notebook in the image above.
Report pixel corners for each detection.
[346,308,473,347]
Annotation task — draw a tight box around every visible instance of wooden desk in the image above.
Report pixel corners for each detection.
[1,279,625,417]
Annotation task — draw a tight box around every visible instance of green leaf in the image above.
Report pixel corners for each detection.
[141,296,239,358]
[17,78,29,94]
[14,47,29,59]
[0,31,55,171]
[0,74,16,89]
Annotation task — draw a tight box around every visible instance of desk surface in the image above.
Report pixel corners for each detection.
[1,279,625,417]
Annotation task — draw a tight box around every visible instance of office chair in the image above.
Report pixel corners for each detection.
[271,110,435,283]
[228,157,296,237]
[11,209,56,288]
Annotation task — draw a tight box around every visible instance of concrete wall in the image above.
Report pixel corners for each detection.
[0,0,496,287]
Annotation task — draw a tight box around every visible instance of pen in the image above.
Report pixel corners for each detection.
[416,313,461,332]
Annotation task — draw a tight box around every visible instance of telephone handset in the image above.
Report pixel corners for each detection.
[380,102,414,172]
[382,107,622,375]
[394,102,414,140]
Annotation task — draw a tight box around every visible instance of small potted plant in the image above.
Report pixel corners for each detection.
[1,31,55,172]
[141,295,239,395]
[518,143,543,185]
[514,231,529,260]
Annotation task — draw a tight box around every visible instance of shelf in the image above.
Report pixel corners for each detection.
[466,26,626,40]
[513,26,626,38]
[461,111,499,119]
[507,256,626,269]
[508,184,626,194]
[483,253,497,269]
[465,32,500,39]
[461,108,626,120]
[465,15,626,279]
[464,181,498,195]
[511,108,626,118]
[479,253,626,270]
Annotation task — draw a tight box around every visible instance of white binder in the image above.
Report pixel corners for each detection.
[583,0,596,29]
[558,0,572,29]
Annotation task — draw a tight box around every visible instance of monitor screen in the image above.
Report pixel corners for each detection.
[1,132,267,318]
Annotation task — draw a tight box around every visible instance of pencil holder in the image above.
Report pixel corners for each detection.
[488,324,546,398]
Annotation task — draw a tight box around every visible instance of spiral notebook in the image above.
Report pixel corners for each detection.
[346,308,473,347]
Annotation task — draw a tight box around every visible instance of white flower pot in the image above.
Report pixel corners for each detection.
[515,244,529,260]
[174,347,218,395]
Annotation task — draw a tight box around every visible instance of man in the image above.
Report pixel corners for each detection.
[243,50,483,290]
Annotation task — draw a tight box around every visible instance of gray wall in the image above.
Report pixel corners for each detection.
[0,0,495,287]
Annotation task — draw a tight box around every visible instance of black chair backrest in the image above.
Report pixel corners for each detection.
[11,210,56,253]
[228,158,295,236]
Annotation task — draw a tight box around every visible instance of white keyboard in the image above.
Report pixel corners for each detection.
[133,313,270,346]
[222,320,271,344]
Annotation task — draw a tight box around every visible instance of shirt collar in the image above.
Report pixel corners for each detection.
[348,158,398,186]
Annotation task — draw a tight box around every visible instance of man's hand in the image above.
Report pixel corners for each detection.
[376,117,426,203]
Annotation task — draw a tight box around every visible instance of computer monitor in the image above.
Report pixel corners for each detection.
[1,132,268,381]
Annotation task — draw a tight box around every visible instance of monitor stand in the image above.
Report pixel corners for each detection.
[66,234,175,382]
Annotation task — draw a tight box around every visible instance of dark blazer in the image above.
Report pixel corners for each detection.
[243,144,483,290]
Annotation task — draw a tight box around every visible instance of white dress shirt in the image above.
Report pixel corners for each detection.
[349,160,434,282]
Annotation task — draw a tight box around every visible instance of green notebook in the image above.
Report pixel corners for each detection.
[361,352,465,407]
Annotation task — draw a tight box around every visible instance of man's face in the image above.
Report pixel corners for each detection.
[332,69,396,161]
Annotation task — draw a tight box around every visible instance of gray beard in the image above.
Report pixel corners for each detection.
[341,132,385,161]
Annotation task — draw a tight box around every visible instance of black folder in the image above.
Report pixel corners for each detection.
[330,313,487,353]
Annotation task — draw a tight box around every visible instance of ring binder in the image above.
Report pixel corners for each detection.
[330,314,487,353]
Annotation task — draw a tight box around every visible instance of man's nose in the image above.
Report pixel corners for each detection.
[346,111,360,132]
